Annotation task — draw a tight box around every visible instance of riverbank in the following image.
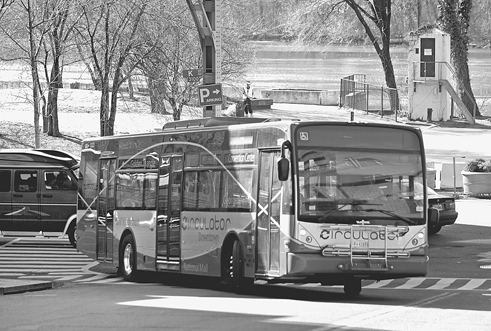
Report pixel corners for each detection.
[1,88,490,160]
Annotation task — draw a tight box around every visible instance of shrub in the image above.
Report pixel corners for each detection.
[464,158,491,172]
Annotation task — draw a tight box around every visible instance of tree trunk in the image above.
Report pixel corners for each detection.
[100,83,111,136]
[27,0,40,148]
[346,0,400,111]
[148,77,170,114]
[126,71,135,100]
[437,0,481,117]
[47,57,62,137]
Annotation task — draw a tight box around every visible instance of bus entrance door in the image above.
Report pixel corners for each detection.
[156,155,182,272]
[96,158,116,262]
[257,151,281,276]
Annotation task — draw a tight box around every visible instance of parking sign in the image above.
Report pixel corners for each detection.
[198,84,223,106]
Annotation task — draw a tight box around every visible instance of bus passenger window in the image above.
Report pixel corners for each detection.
[221,170,253,211]
[197,171,220,211]
[183,172,198,210]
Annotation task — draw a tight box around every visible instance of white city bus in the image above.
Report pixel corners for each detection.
[76,117,436,295]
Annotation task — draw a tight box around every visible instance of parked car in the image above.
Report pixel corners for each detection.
[427,186,458,235]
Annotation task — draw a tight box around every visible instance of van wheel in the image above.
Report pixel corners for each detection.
[67,222,76,248]
[120,234,138,282]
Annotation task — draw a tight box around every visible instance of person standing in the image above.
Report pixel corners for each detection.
[242,81,253,117]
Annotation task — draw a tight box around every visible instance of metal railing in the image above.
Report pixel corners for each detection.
[339,74,402,121]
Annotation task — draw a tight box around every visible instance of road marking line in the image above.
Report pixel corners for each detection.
[393,277,426,289]
[425,278,457,290]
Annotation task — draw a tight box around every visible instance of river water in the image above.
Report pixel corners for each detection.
[246,41,491,98]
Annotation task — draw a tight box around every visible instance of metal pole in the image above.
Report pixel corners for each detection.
[453,156,456,196]
[381,86,383,117]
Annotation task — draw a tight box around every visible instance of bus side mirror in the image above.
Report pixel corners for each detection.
[278,158,289,181]
[428,207,440,226]
[278,140,292,181]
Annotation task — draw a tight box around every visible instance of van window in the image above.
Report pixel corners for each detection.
[44,171,77,190]
[0,170,11,192]
[14,170,37,192]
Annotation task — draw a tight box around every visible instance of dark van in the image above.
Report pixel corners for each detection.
[0,149,79,246]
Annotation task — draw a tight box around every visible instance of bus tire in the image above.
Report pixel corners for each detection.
[120,234,138,282]
[344,278,362,296]
[223,239,250,289]
[67,222,76,248]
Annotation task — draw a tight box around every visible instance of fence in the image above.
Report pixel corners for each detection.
[339,74,402,121]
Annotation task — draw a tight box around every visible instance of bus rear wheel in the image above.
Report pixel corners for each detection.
[120,234,138,282]
[223,239,252,289]
[344,278,362,296]
[67,222,76,248]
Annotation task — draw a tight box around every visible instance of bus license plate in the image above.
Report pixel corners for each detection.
[353,240,369,248]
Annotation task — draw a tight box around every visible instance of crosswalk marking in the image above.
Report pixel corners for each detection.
[458,278,487,290]
[2,237,491,292]
[0,237,100,282]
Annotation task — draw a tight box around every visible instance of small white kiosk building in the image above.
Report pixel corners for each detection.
[407,27,474,123]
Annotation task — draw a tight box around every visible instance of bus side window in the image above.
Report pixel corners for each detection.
[221,169,253,212]
[183,172,198,210]
[197,170,220,211]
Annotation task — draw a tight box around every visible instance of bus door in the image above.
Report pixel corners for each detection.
[96,158,116,262]
[256,150,282,276]
[11,169,39,232]
[156,155,183,271]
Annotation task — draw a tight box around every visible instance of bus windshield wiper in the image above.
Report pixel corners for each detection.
[363,208,414,225]
[318,199,382,222]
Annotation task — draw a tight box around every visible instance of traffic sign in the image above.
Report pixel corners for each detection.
[198,84,223,106]
[183,69,201,78]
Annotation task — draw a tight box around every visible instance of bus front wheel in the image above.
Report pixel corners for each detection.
[344,278,362,296]
[120,234,138,282]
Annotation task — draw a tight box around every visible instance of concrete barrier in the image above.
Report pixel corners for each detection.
[259,89,339,106]
[434,162,466,190]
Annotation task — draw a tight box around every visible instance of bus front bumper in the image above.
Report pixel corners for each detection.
[287,252,428,280]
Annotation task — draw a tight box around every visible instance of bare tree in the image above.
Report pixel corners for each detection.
[140,0,253,121]
[138,1,203,119]
[277,1,400,110]
[75,0,150,136]
[437,0,481,117]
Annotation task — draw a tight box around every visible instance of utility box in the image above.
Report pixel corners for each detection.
[408,28,452,122]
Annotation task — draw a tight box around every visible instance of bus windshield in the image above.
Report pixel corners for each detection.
[295,125,425,225]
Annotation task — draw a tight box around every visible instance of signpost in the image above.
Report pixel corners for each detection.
[198,84,223,106]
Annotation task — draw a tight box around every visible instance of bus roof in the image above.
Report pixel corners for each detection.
[0,149,79,169]
[161,117,283,130]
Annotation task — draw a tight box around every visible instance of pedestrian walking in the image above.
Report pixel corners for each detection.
[242,81,253,117]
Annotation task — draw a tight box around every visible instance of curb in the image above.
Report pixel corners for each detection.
[0,279,58,295]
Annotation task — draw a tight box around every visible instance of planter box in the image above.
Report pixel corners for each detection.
[461,171,491,196]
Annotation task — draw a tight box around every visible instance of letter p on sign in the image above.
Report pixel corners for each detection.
[199,88,210,104]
